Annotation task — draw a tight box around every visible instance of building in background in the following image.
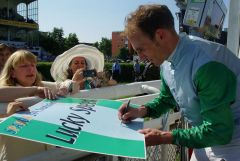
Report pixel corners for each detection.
[0,0,41,57]
[111,31,128,57]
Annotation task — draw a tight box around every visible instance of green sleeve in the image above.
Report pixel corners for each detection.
[144,71,177,118]
[172,62,236,148]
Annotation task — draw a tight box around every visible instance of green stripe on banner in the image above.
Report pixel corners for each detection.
[0,117,68,141]
[0,117,20,135]
[76,131,145,158]
[44,97,87,104]
[97,99,140,110]
[44,97,125,110]
[43,97,139,110]
[96,99,123,110]
[0,117,78,144]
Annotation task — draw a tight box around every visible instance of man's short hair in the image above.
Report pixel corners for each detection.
[124,4,175,40]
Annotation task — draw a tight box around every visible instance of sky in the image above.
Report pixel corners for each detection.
[39,0,229,43]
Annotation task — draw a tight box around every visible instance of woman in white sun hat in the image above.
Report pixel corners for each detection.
[51,44,116,90]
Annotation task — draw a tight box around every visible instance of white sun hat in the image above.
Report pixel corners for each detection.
[50,44,104,81]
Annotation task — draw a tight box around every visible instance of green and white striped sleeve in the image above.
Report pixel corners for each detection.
[144,71,177,118]
[172,61,236,148]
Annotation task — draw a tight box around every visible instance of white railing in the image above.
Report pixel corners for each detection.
[19,80,181,161]
[71,80,160,99]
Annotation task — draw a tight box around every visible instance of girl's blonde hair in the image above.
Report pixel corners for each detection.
[0,50,43,86]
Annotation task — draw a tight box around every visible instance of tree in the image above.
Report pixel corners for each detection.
[93,42,99,49]
[39,32,56,55]
[49,27,64,43]
[48,27,65,55]
[98,38,112,58]
[118,47,129,61]
[65,33,79,49]
[40,31,65,56]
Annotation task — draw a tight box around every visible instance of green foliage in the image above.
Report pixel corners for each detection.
[105,62,145,82]
[93,42,99,49]
[39,27,65,55]
[97,38,112,57]
[49,27,65,55]
[118,47,129,61]
[118,63,135,82]
[142,63,160,81]
[64,33,79,49]
[50,28,64,43]
[37,62,158,83]
[37,62,53,81]
[39,27,79,56]
[39,32,57,55]
[37,62,160,83]
[39,27,112,58]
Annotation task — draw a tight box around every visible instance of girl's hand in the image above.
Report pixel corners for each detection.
[36,87,57,100]
[6,101,28,117]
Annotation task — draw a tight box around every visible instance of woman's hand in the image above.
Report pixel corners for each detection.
[72,68,85,82]
[35,87,57,100]
[72,69,87,89]
[108,79,117,86]
[57,86,68,97]
[6,101,28,117]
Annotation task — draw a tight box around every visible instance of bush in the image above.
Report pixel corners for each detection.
[37,62,53,81]
[105,62,145,82]
[37,62,159,83]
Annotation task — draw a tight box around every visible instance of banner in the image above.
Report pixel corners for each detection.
[0,97,146,159]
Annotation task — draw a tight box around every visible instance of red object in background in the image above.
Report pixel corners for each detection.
[189,148,193,160]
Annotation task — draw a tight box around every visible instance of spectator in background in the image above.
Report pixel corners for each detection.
[112,60,121,82]
[142,61,160,81]
[133,59,141,81]
[0,43,14,72]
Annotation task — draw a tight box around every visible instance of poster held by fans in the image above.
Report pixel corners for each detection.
[0,97,146,159]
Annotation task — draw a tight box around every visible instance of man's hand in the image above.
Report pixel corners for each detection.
[118,105,147,123]
[138,128,173,146]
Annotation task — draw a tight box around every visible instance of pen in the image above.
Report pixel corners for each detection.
[122,99,131,116]
[121,99,131,124]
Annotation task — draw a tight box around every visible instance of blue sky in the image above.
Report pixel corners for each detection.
[39,0,229,43]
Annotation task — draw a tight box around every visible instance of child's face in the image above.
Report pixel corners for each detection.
[11,60,37,86]
[0,49,12,66]
[70,56,87,74]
